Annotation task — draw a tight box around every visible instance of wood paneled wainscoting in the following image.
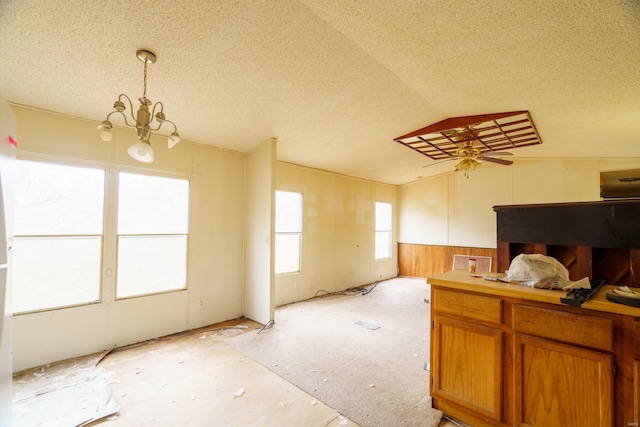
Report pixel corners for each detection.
[398,243,497,278]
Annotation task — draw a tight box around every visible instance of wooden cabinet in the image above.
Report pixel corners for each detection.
[512,304,615,426]
[634,360,640,424]
[428,201,640,426]
[631,320,640,426]
[432,316,503,421]
[427,271,634,427]
[514,334,613,426]
[431,286,507,426]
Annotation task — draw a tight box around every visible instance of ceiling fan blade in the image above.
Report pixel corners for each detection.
[480,156,513,166]
[482,151,513,157]
[420,158,456,168]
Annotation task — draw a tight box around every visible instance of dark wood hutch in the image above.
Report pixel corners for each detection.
[494,199,640,286]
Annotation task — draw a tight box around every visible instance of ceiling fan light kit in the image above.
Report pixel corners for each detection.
[455,157,480,172]
[394,111,542,177]
[97,49,180,163]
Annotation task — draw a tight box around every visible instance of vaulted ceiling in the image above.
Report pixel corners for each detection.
[1,0,639,185]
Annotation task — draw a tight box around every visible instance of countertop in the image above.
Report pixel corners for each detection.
[427,270,640,317]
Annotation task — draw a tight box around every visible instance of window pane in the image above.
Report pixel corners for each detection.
[117,236,187,298]
[118,172,189,234]
[15,161,105,235]
[375,202,392,260]
[13,236,102,312]
[375,202,392,231]
[275,191,302,232]
[375,231,391,260]
[275,233,301,274]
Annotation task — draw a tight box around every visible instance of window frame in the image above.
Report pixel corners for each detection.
[115,170,190,300]
[374,201,392,261]
[275,190,303,275]
[12,157,106,314]
[12,154,193,314]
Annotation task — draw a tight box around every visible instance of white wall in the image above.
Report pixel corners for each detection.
[0,98,16,425]
[15,105,637,372]
[398,159,640,248]
[243,138,276,325]
[188,144,245,330]
[11,105,246,371]
[275,163,397,307]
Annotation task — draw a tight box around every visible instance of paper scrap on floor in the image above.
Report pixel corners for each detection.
[355,320,380,330]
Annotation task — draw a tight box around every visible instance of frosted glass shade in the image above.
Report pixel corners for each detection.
[127,141,154,163]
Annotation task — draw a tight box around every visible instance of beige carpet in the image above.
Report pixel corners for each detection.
[227,277,443,427]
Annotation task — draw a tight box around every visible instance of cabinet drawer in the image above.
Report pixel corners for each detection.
[433,288,502,324]
[513,304,613,352]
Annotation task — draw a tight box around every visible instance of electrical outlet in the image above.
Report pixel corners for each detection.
[198,298,204,308]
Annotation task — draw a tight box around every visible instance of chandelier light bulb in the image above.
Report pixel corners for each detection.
[97,120,113,141]
[100,129,112,141]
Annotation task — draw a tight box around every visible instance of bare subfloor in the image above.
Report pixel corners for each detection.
[14,319,361,427]
[14,319,460,426]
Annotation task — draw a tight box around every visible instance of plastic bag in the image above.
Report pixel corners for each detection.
[505,253,570,289]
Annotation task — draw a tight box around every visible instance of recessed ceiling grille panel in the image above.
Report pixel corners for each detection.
[394,111,542,160]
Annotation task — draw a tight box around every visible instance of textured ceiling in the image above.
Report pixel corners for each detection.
[0,0,639,185]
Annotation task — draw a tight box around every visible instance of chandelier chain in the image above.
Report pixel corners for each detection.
[143,59,148,99]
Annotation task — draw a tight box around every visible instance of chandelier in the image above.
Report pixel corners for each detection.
[97,49,180,163]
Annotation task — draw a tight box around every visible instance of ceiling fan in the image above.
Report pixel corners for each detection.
[393,111,543,176]
[441,126,513,174]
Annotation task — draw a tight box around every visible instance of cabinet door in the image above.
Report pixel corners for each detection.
[634,360,640,427]
[514,334,613,427]
[432,316,503,421]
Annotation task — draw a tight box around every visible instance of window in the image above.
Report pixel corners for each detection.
[375,202,392,260]
[275,190,302,274]
[117,172,189,298]
[13,160,105,313]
